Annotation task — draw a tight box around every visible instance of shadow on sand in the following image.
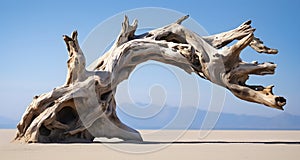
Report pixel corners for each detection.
[91,141,300,145]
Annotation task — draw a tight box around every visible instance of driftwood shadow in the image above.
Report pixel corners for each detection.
[92,140,300,145]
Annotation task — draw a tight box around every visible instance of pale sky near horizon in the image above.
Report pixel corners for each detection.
[0,0,300,121]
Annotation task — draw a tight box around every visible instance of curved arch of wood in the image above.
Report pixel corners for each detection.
[14,16,286,143]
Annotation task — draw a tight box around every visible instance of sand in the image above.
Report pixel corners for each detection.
[1,129,300,160]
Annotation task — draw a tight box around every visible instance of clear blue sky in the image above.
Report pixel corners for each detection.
[0,0,299,121]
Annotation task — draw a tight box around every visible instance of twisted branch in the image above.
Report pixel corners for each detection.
[14,15,286,143]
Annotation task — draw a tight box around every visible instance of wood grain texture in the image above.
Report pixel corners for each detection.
[14,16,286,143]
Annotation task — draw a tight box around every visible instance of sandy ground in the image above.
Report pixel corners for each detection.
[1,129,300,160]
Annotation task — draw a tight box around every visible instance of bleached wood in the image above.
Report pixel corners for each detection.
[14,16,286,143]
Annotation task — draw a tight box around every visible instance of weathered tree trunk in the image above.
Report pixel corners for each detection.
[14,16,286,143]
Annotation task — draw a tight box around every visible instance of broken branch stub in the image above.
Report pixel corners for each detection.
[14,16,286,143]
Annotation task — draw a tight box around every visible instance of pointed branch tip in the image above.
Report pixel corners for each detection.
[63,35,73,42]
[123,15,129,24]
[71,30,78,39]
[176,15,189,24]
[244,20,252,25]
[132,19,138,27]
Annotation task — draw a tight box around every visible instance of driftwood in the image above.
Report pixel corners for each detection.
[14,16,286,143]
